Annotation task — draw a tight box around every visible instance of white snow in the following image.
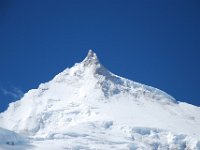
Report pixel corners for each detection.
[0,50,200,150]
[0,127,28,150]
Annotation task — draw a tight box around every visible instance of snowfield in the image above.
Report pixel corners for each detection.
[0,50,200,150]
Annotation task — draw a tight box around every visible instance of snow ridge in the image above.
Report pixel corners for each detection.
[54,50,176,102]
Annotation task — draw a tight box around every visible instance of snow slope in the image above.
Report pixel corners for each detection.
[0,50,200,149]
[0,127,29,150]
[0,127,26,145]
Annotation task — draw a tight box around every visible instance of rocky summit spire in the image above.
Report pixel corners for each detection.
[82,49,100,66]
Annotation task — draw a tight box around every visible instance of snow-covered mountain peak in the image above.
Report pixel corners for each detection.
[53,50,110,83]
[52,50,176,102]
[1,49,200,149]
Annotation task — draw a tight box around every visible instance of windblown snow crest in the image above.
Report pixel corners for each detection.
[0,50,200,150]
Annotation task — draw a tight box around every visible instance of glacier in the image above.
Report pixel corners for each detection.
[0,50,200,150]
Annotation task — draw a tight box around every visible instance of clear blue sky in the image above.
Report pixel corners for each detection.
[0,0,199,112]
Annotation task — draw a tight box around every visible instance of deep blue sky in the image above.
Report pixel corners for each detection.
[0,0,200,112]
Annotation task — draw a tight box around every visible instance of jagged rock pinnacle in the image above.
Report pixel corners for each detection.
[82,50,100,66]
[87,50,97,59]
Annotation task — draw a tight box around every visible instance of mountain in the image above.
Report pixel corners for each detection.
[0,50,200,150]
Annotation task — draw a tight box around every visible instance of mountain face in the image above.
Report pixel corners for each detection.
[0,50,200,150]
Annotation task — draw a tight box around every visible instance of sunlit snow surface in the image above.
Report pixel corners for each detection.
[0,50,200,150]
